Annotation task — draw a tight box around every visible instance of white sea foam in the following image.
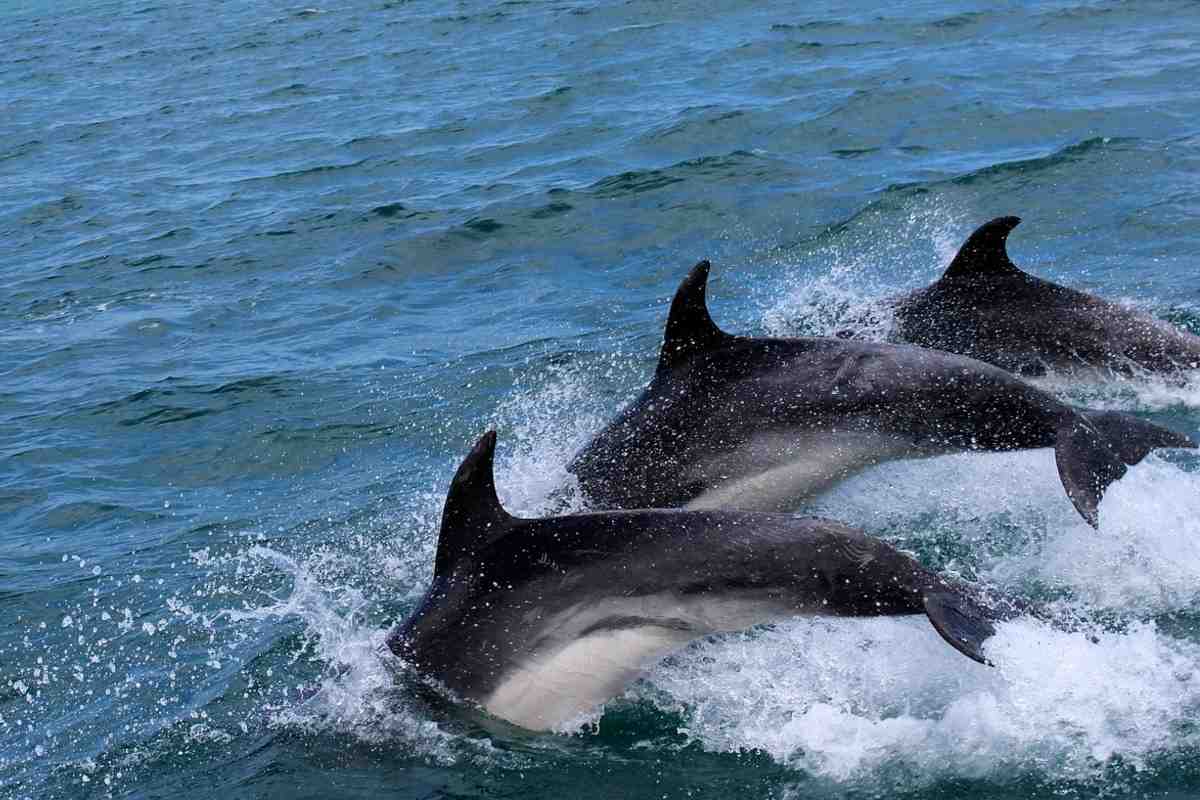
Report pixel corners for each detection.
[803,449,1200,613]
[641,614,1200,786]
[626,444,1200,786]
[1034,367,1200,413]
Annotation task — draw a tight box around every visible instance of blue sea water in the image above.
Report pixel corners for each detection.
[4,0,1200,797]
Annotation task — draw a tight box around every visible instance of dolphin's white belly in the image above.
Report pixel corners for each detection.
[482,591,800,731]
[484,624,693,731]
[683,430,918,512]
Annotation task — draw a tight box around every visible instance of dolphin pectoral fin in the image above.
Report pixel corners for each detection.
[922,591,1000,666]
[1053,418,1128,528]
[1082,410,1197,465]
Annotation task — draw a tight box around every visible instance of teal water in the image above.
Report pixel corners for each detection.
[5,0,1200,797]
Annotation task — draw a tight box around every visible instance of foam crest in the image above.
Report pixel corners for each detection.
[642,615,1200,786]
[1033,456,1200,611]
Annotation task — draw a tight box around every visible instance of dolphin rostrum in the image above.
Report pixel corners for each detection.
[388,431,1019,731]
[569,262,1194,526]
[891,216,1200,376]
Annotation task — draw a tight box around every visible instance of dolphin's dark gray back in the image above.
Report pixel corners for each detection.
[892,216,1200,375]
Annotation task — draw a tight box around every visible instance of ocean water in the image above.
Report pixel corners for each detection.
[4,0,1200,797]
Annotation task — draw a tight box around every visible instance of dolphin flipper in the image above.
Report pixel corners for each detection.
[1054,414,1196,527]
[922,591,1001,665]
[1054,418,1128,528]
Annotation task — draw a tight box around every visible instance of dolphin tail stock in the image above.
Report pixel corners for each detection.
[1053,412,1196,528]
[922,587,1027,666]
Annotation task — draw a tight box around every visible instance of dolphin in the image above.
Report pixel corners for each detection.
[891,216,1200,376]
[388,431,1020,732]
[568,262,1194,526]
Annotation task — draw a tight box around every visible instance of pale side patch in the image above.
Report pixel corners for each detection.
[484,624,696,731]
[685,430,915,512]
[482,591,803,731]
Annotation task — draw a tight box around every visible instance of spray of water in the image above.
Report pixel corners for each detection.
[758,201,968,340]
[489,360,633,516]
[230,547,496,765]
[179,360,630,763]
[642,614,1200,787]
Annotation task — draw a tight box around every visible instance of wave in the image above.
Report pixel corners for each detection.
[588,151,767,199]
[80,374,300,427]
[944,137,1136,188]
[230,158,369,186]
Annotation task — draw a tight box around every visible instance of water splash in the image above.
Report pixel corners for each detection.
[491,357,644,516]
[1033,367,1200,414]
[232,547,468,762]
[178,362,633,761]
[759,201,968,340]
[230,290,1200,786]
[490,362,618,516]
[805,448,1200,612]
[642,615,1200,787]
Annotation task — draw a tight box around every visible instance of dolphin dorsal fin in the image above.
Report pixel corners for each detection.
[435,431,514,578]
[939,216,1025,282]
[657,260,729,374]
